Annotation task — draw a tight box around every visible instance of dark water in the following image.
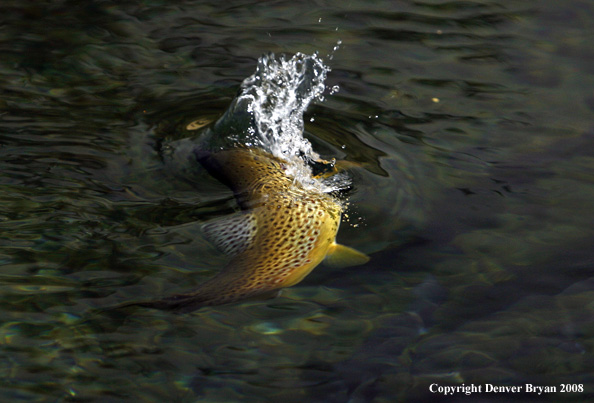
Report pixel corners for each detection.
[1,0,593,401]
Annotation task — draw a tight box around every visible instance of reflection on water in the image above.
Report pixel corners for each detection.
[1,0,594,401]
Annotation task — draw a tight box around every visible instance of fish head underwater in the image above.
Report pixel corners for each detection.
[133,147,369,312]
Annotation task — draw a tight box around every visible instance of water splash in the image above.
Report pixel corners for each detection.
[225,53,328,159]
[248,53,328,157]
[163,52,348,193]
[204,52,344,192]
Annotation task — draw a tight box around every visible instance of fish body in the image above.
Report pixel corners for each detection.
[140,147,368,311]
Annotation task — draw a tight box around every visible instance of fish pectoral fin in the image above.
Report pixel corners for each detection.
[202,212,258,256]
[313,159,368,179]
[324,243,370,268]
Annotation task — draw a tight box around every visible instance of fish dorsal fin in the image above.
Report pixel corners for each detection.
[202,212,258,256]
[324,243,370,268]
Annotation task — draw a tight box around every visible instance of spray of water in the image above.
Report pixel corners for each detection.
[240,53,328,158]
[205,52,345,193]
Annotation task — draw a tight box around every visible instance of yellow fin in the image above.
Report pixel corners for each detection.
[324,243,370,268]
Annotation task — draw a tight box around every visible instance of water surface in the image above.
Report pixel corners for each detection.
[1,0,593,401]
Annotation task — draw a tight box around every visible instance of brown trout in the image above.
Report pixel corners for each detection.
[138,147,369,311]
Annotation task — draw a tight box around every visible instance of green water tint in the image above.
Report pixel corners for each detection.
[1,0,594,401]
